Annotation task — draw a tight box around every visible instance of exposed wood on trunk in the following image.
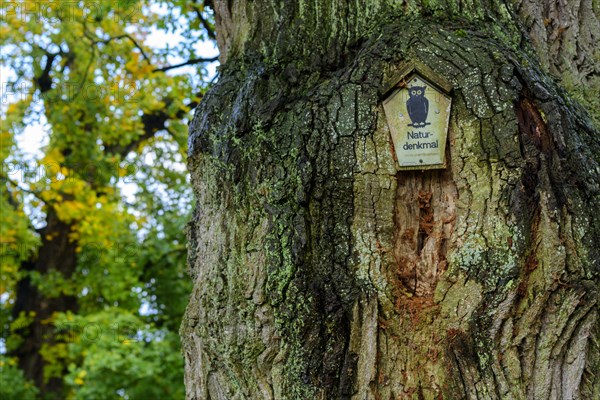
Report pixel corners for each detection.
[392,170,457,298]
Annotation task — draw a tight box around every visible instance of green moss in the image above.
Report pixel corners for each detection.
[448,219,521,290]
[562,74,600,129]
[455,29,467,38]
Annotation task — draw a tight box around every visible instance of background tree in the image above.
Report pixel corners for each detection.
[1,1,216,399]
[182,0,599,399]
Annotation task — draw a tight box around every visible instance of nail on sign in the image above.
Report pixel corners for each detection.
[383,73,451,170]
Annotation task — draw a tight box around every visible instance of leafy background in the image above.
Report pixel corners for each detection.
[1,1,217,398]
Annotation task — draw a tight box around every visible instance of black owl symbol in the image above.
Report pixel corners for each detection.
[406,86,430,128]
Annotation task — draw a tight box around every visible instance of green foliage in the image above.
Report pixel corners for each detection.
[0,356,39,400]
[1,1,216,398]
[51,310,185,400]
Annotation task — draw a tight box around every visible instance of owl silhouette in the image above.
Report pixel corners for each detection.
[406,86,430,128]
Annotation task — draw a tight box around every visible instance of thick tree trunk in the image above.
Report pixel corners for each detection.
[11,209,78,398]
[182,1,599,399]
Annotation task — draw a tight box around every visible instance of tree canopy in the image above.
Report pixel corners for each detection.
[1,1,216,398]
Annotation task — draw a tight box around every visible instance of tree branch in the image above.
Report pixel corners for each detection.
[82,26,151,65]
[34,52,57,93]
[104,95,203,158]
[153,55,219,73]
[191,0,217,40]
[118,34,152,64]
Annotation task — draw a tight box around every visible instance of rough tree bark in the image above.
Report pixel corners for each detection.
[182,1,599,399]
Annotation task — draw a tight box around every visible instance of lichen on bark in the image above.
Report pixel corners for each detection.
[182,2,599,399]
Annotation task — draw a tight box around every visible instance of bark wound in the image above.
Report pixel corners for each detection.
[392,170,457,299]
[516,96,552,155]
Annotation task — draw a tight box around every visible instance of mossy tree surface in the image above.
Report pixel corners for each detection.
[182,1,599,399]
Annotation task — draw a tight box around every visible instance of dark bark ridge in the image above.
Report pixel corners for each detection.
[183,10,599,400]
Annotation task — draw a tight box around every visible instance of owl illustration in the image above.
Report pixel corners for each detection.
[406,86,430,128]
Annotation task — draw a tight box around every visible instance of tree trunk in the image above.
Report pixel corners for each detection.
[182,1,600,398]
[11,209,78,398]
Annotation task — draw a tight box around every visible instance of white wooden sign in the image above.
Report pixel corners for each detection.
[383,71,452,170]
